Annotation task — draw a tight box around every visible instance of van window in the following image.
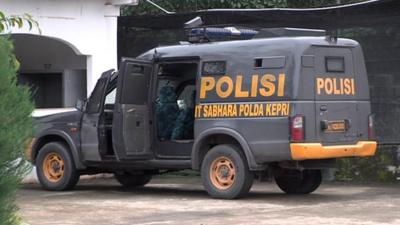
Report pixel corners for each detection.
[105,88,116,105]
[254,56,286,69]
[86,78,107,113]
[121,63,150,104]
[202,61,226,75]
[325,56,345,72]
[254,58,263,68]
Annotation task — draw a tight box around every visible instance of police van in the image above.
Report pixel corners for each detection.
[27,28,377,199]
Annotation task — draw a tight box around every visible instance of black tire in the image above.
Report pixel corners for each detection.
[36,142,80,191]
[201,144,254,199]
[274,169,322,194]
[114,172,152,188]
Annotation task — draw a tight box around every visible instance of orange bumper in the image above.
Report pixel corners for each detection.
[290,141,377,161]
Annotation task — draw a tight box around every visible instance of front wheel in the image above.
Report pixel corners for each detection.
[114,172,152,188]
[36,142,80,191]
[201,144,254,199]
[274,169,322,194]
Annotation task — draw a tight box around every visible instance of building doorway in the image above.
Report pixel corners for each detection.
[11,34,87,108]
[18,73,63,108]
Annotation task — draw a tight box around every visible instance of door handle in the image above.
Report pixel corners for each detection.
[127,108,136,113]
[320,105,328,111]
[320,120,328,130]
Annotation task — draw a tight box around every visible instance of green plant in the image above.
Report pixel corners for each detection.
[0,12,40,33]
[0,10,36,225]
[0,35,34,225]
[335,146,399,182]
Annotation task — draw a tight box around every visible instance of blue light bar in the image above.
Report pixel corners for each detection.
[188,27,258,42]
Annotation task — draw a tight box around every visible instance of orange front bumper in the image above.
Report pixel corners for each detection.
[290,141,377,161]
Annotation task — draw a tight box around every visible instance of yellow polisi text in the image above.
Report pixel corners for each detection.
[200,74,286,99]
[316,77,355,96]
[195,103,290,118]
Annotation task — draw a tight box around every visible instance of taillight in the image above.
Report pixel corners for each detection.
[368,114,375,140]
[291,115,305,142]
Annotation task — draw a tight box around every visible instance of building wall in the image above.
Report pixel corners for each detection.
[12,34,87,108]
[1,0,129,182]
[63,69,87,107]
[2,0,121,94]
[12,34,87,72]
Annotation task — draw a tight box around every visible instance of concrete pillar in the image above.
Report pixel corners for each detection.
[63,69,87,107]
[86,4,120,96]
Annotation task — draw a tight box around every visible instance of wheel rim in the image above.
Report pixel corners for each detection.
[42,152,65,183]
[209,156,236,190]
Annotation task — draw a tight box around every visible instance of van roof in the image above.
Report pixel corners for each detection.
[135,37,359,61]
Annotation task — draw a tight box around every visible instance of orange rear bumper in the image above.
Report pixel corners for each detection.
[290,141,377,160]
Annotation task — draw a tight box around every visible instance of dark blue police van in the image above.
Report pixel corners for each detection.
[26,28,376,199]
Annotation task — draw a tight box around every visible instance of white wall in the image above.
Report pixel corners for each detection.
[13,34,87,108]
[2,0,121,95]
[2,0,128,183]
[63,69,87,107]
[13,34,87,72]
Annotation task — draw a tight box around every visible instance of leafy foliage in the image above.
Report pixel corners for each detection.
[0,35,34,225]
[122,0,366,16]
[335,146,399,182]
[0,11,35,225]
[286,0,364,8]
[0,12,40,33]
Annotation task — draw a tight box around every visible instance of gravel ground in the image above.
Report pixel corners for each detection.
[17,176,400,225]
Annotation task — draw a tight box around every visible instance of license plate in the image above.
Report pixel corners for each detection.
[325,121,347,133]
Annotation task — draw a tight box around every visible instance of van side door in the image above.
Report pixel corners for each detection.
[112,59,153,160]
[81,70,113,162]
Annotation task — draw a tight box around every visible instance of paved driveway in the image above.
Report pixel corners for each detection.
[17,176,400,225]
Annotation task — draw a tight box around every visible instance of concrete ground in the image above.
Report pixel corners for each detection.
[17,176,400,225]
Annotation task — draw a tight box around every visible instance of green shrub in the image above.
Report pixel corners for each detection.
[335,146,399,182]
[0,36,34,225]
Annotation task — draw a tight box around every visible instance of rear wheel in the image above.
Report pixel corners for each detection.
[36,142,80,191]
[201,144,254,199]
[114,172,152,188]
[274,169,322,194]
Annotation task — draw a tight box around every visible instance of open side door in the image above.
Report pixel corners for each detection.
[112,59,153,160]
[81,70,114,162]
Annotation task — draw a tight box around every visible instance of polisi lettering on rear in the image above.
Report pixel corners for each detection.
[316,77,355,96]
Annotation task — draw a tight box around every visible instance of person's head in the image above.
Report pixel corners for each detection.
[159,85,176,103]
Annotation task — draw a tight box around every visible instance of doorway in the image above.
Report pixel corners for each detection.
[11,34,87,109]
[153,61,198,159]
[18,73,63,108]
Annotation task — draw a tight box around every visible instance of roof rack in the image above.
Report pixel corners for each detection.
[254,28,326,39]
[183,17,327,44]
[183,16,258,43]
[187,27,258,43]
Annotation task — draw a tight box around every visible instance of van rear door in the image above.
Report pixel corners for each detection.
[314,47,359,144]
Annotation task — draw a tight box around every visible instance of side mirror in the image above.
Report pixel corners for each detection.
[75,99,86,112]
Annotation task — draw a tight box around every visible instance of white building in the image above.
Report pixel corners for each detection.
[1,0,138,182]
[2,0,137,111]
